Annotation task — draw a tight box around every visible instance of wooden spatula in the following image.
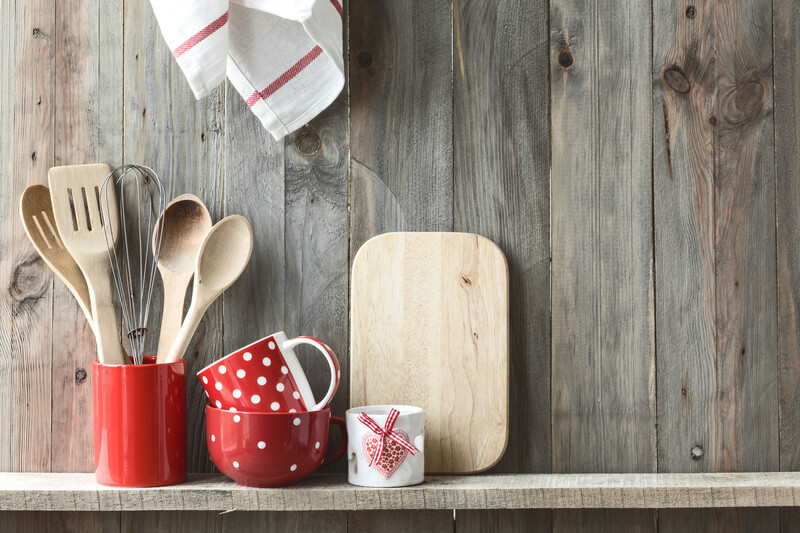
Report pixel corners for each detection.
[19,184,94,328]
[48,164,126,365]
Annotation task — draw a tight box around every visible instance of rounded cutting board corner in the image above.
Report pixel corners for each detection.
[350,231,510,474]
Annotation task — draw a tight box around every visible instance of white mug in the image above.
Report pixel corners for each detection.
[346,405,424,487]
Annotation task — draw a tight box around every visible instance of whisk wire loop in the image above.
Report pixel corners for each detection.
[100,164,165,364]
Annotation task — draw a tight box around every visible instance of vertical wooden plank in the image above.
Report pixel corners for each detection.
[0,0,17,474]
[122,511,220,532]
[456,510,549,533]
[51,0,123,474]
[774,0,800,529]
[349,1,452,528]
[123,0,225,475]
[554,510,655,533]
[222,511,346,532]
[349,0,454,257]
[0,0,55,474]
[284,110,349,446]
[453,0,551,476]
[349,511,453,533]
[655,0,779,530]
[549,0,656,529]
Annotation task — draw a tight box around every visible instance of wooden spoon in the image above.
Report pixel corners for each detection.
[19,184,94,328]
[164,215,253,363]
[153,194,212,363]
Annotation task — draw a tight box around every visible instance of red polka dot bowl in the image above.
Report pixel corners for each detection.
[198,331,340,413]
[205,405,347,487]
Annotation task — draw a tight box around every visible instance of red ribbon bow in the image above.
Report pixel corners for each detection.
[357,408,419,467]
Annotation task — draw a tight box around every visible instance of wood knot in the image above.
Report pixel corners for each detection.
[685,6,696,18]
[663,67,690,94]
[721,81,766,125]
[9,255,49,314]
[557,48,574,70]
[460,275,472,287]
[691,445,704,460]
[357,51,373,68]
[75,369,87,384]
[295,128,321,158]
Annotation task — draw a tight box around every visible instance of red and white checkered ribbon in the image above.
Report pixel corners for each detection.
[357,408,419,467]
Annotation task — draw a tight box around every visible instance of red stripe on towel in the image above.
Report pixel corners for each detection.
[246,45,324,107]
[329,0,343,18]
[172,11,229,58]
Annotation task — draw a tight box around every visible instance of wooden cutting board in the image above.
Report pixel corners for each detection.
[350,232,509,474]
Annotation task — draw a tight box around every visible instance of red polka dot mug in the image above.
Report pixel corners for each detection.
[197,331,341,412]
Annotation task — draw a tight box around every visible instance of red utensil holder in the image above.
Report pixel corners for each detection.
[93,356,186,487]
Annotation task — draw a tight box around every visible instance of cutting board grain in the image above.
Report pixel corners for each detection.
[350,232,509,474]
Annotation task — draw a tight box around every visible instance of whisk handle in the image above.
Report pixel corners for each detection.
[164,300,209,363]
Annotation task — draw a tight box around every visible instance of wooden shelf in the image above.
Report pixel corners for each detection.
[2,472,800,511]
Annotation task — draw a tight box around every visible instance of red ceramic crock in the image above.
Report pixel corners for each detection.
[205,405,346,487]
[94,356,186,487]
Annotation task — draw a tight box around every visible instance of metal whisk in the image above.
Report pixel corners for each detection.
[100,165,166,364]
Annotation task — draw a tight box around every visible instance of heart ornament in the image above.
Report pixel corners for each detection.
[362,430,410,478]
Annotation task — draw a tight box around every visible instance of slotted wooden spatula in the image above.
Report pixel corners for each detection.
[48,164,126,364]
[19,184,94,328]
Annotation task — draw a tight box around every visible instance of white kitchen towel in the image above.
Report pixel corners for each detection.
[149,0,344,140]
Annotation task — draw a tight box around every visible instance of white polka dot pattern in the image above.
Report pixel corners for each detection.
[211,434,216,442]
[251,394,261,404]
[270,402,280,411]
[233,415,241,423]
[232,389,242,398]
[262,357,271,366]
[236,369,246,378]
[293,417,301,426]
[268,341,276,350]
[215,382,223,391]
[290,464,297,471]
[233,461,239,469]
[257,376,266,385]
[315,441,320,449]
[215,401,222,408]
[293,391,300,399]
[258,441,266,449]
[202,376,208,384]
[243,352,252,361]
[219,365,227,374]
[281,366,288,374]
[276,383,285,392]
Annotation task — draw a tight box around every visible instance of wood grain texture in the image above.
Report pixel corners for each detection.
[221,511,346,532]
[775,0,800,471]
[8,472,800,511]
[284,105,349,442]
[452,0,551,478]
[0,0,15,475]
[349,0,454,257]
[550,0,655,529]
[456,510,550,533]
[655,0,779,530]
[348,511,453,533]
[122,511,221,532]
[655,0,778,475]
[351,232,509,473]
[775,1,800,530]
[1,0,56,473]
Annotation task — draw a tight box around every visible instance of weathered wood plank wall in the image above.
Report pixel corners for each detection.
[1,0,799,531]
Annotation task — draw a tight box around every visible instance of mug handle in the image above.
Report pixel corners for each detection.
[322,416,348,465]
[282,336,340,411]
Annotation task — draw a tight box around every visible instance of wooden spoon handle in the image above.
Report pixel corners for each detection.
[155,272,192,363]
[164,299,209,363]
